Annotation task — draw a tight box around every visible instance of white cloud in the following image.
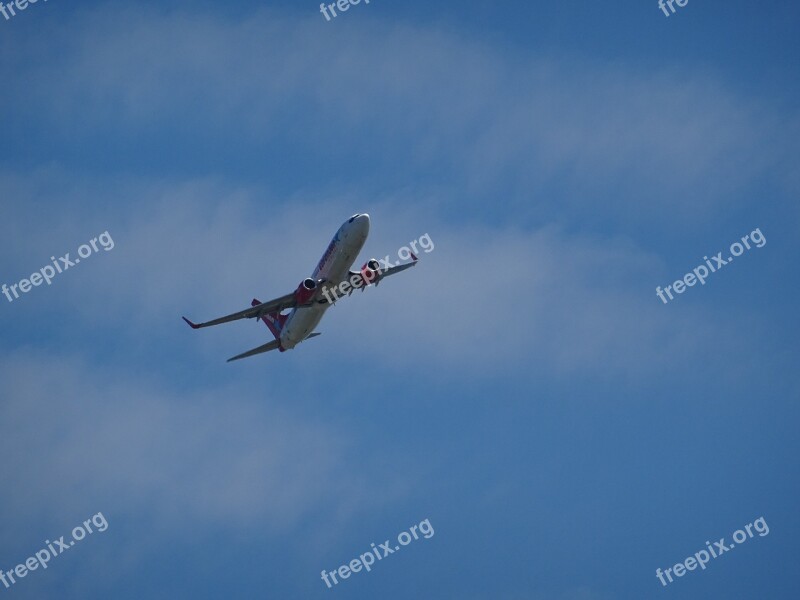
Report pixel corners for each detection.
[3,5,796,227]
[0,351,373,538]
[0,174,754,380]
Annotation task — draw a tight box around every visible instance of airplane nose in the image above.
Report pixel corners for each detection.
[343,214,370,239]
[354,213,370,236]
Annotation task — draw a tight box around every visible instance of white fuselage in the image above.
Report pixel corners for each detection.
[280,214,370,349]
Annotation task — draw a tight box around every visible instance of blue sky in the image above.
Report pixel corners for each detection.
[1,1,798,598]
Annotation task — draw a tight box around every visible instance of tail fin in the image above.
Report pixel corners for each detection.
[252,298,287,341]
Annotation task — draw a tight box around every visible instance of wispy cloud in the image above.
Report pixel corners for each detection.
[2,6,796,228]
[0,350,377,538]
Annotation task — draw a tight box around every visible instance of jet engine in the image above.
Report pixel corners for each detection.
[360,258,381,284]
[294,278,317,305]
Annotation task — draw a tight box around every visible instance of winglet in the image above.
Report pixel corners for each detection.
[410,251,418,261]
[182,316,201,330]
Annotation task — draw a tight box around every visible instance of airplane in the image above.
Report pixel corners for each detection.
[182,213,417,362]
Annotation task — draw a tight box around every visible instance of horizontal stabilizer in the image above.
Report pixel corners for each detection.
[226,332,322,363]
[227,339,282,362]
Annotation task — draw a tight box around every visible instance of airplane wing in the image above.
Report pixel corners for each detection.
[345,254,419,292]
[182,291,297,330]
[374,259,418,281]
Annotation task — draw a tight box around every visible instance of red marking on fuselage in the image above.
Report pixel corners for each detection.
[315,238,338,276]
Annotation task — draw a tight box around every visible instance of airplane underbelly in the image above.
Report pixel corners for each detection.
[320,251,353,284]
[282,305,327,349]
[283,226,364,349]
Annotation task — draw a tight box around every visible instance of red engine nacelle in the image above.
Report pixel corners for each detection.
[294,278,317,305]
[360,258,381,284]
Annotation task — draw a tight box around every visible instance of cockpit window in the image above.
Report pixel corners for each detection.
[348,214,359,223]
